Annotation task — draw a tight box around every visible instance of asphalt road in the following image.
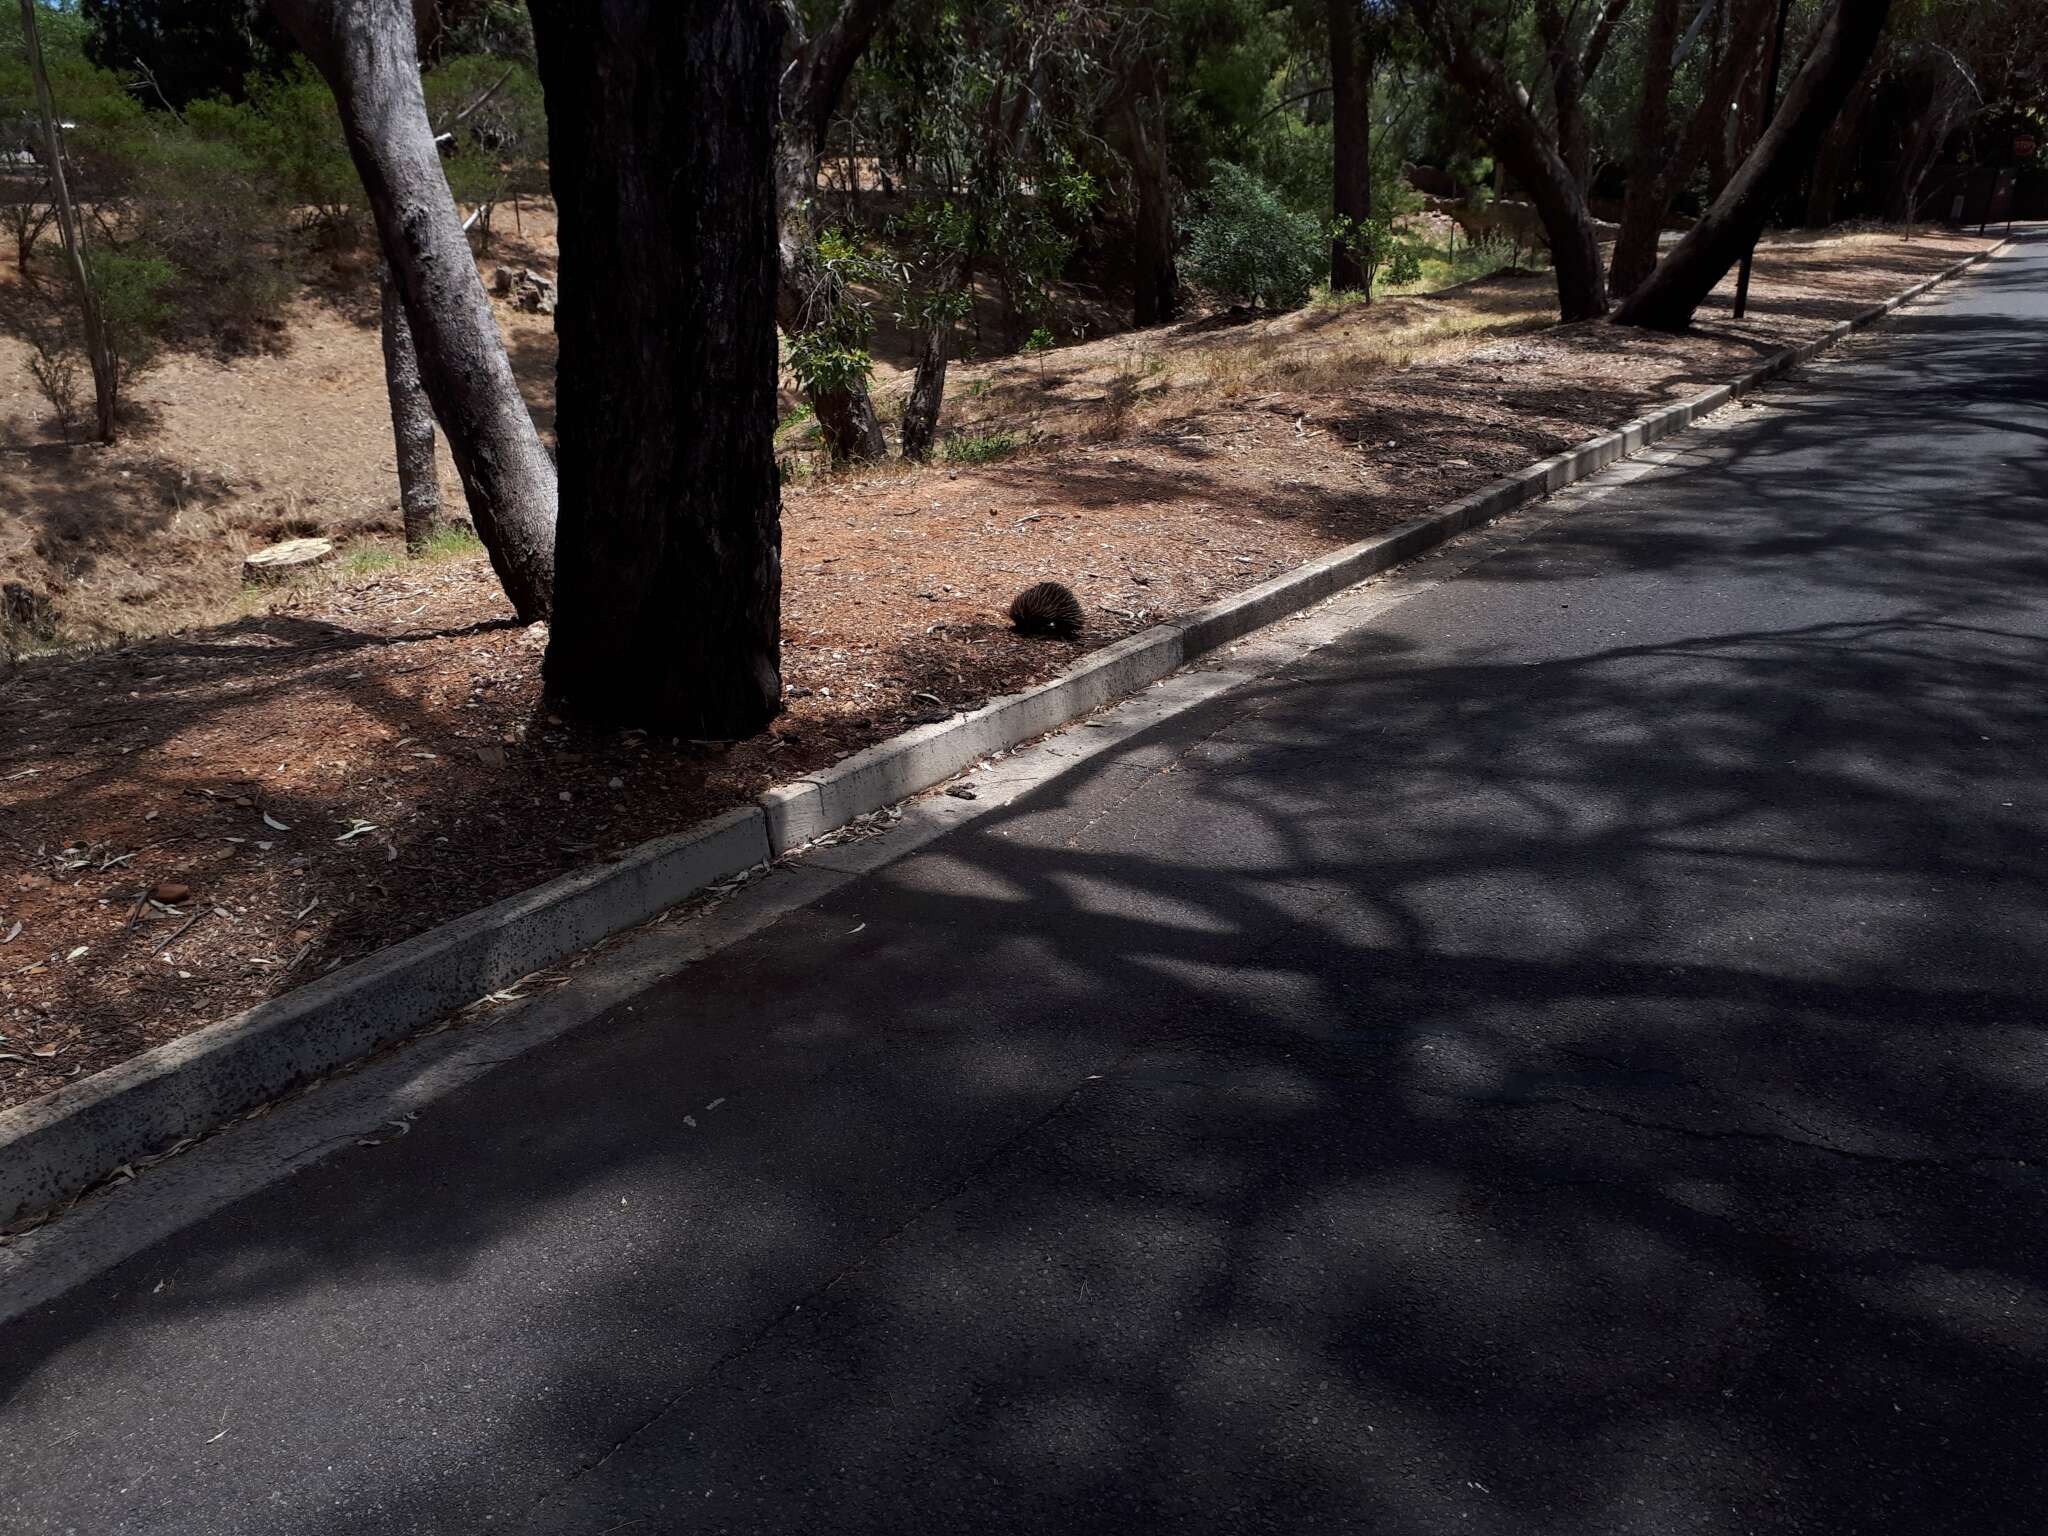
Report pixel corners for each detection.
[4,234,2045,1535]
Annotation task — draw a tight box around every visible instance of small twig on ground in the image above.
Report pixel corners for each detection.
[150,909,207,958]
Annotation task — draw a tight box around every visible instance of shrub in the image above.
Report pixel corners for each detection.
[242,62,362,238]
[1384,241,1426,286]
[942,429,1022,463]
[1183,162,1323,310]
[25,341,81,439]
[85,246,177,382]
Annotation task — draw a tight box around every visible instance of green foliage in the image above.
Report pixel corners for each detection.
[785,329,875,397]
[786,226,887,398]
[341,523,485,578]
[941,428,1022,463]
[241,62,360,237]
[83,245,175,379]
[1330,211,1395,286]
[423,54,546,248]
[81,0,293,109]
[428,0,538,66]
[1022,325,1056,353]
[1183,162,1323,308]
[1383,241,1425,286]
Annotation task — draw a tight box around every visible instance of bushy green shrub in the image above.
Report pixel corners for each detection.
[84,246,176,381]
[241,62,361,238]
[1183,162,1323,310]
[1384,241,1426,287]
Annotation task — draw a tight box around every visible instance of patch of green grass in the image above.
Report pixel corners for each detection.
[417,523,484,561]
[339,544,404,578]
[337,523,483,579]
[941,429,1022,464]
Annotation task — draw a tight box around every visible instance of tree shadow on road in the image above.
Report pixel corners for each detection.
[1,237,2045,1536]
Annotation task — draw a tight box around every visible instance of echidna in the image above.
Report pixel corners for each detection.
[1009,580,1083,638]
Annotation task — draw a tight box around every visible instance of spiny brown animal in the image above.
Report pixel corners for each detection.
[1009,580,1084,638]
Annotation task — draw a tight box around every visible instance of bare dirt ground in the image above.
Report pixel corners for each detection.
[0,225,1990,1111]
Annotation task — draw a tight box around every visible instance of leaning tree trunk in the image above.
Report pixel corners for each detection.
[1417,0,1609,320]
[1328,0,1374,295]
[268,0,556,622]
[528,0,785,735]
[378,263,442,551]
[1614,0,1894,332]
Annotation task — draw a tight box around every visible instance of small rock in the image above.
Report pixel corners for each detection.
[150,881,191,904]
[475,745,508,770]
[607,776,623,790]
[944,783,978,801]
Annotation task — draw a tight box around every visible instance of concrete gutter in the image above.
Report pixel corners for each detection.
[0,239,2007,1225]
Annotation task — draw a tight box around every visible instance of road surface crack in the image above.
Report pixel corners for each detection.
[1471,1089,2039,1172]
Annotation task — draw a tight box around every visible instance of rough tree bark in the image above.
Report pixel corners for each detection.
[268,0,556,622]
[1608,0,1684,297]
[776,0,894,464]
[378,263,442,551]
[1127,69,1179,325]
[1610,0,1772,294]
[19,0,116,443]
[527,0,786,735]
[1328,0,1374,294]
[900,255,973,462]
[1414,0,1610,320]
[1614,0,1896,332]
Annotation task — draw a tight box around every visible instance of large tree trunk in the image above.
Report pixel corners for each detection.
[1614,0,1895,332]
[1609,0,1683,296]
[1415,0,1609,320]
[19,0,116,443]
[378,263,442,551]
[269,0,556,622]
[1126,74,1179,326]
[528,0,785,736]
[1614,0,1773,292]
[1328,0,1373,294]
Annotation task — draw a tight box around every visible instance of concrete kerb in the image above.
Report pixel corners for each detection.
[0,804,771,1222]
[0,239,2008,1227]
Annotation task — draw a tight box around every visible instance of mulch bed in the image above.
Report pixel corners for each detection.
[0,228,1991,1110]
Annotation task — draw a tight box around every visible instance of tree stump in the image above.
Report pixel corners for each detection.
[242,538,334,584]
